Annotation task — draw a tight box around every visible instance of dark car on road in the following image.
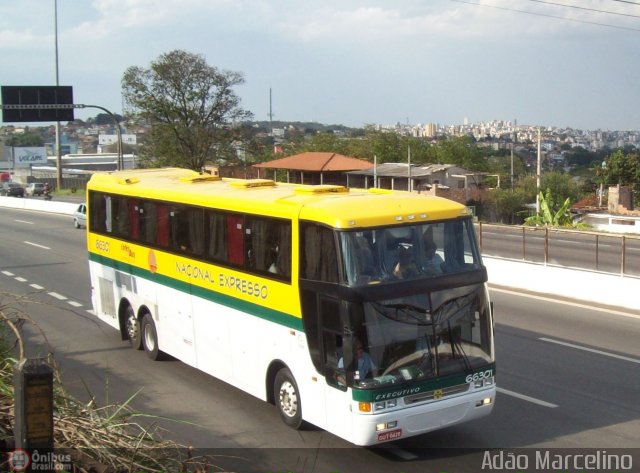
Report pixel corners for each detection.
[0,182,25,197]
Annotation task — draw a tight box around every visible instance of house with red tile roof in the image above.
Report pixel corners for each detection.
[253,152,373,186]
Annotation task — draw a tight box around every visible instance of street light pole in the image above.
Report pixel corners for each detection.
[76,105,123,169]
[54,0,62,189]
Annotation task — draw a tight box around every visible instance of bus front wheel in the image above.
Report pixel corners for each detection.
[141,313,162,361]
[125,306,142,350]
[274,368,303,429]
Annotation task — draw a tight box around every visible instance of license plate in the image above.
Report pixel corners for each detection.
[377,429,402,442]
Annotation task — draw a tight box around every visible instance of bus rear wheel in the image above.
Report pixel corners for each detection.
[125,306,142,350]
[141,313,163,361]
[274,368,303,429]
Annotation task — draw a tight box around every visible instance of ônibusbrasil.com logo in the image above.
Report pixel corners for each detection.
[6,449,72,472]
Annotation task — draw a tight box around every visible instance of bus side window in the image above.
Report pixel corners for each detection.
[169,206,191,253]
[169,206,204,255]
[88,191,107,233]
[301,223,339,283]
[244,217,292,278]
[205,210,227,263]
[156,204,169,247]
[227,215,244,265]
[128,199,140,241]
[113,196,130,238]
[274,221,291,278]
[139,201,157,245]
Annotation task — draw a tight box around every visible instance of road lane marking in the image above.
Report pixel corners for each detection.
[48,292,67,300]
[67,301,83,308]
[30,284,44,290]
[496,387,558,408]
[24,241,51,250]
[2,271,15,277]
[15,219,34,225]
[15,277,27,282]
[490,287,640,320]
[540,338,640,365]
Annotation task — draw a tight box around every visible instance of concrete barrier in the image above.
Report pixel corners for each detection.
[0,196,78,215]
[484,256,639,312]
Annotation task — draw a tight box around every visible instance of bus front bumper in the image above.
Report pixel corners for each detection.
[350,386,496,446]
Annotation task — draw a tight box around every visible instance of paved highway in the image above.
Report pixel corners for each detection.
[1,207,639,472]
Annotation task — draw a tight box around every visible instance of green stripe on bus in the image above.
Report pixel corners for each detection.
[351,363,496,402]
[89,252,304,331]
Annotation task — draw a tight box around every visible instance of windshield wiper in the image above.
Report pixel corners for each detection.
[444,320,473,374]
[432,292,475,324]
[370,302,432,325]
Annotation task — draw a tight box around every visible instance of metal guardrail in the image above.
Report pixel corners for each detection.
[476,222,640,278]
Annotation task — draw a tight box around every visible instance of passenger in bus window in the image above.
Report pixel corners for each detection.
[338,339,377,380]
[423,240,444,275]
[268,246,279,274]
[393,243,419,279]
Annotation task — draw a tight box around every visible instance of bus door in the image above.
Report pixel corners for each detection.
[320,297,354,436]
[300,222,353,434]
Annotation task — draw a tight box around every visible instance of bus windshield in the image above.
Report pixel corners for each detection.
[339,218,481,286]
[333,218,492,390]
[352,285,493,389]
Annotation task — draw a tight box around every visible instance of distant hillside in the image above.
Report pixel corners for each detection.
[250,120,360,134]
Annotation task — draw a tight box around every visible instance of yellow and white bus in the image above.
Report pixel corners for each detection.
[86,167,495,446]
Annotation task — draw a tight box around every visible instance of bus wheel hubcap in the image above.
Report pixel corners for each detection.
[279,381,297,417]
[144,325,155,350]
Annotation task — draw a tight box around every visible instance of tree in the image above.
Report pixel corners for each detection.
[6,129,44,147]
[121,50,253,171]
[481,188,530,224]
[94,113,123,126]
[541,172,583,204]
[429,136,488,171]
[600,149,640,188]
[597,149,640,206]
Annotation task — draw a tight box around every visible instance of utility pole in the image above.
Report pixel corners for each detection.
[269,88,273,136]
[536,127,541,214]
[54,0,62,190]
[407,145,412,192]
[510,142,514,190]
[373,155,377,189]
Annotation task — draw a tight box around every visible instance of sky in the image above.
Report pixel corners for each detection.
[1,0,640,131]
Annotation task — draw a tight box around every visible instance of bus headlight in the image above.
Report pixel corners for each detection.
[373,399,398,412]
[376,421,398,431]
[474,376,495,389]
[476,397,492,407]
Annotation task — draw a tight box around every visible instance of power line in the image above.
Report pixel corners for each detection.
[449,0,640,32]
[522,0,640,19]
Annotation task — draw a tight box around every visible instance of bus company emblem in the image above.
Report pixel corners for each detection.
[121,243,136,260]
[148,250,158,273]
[433,389,443,400]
